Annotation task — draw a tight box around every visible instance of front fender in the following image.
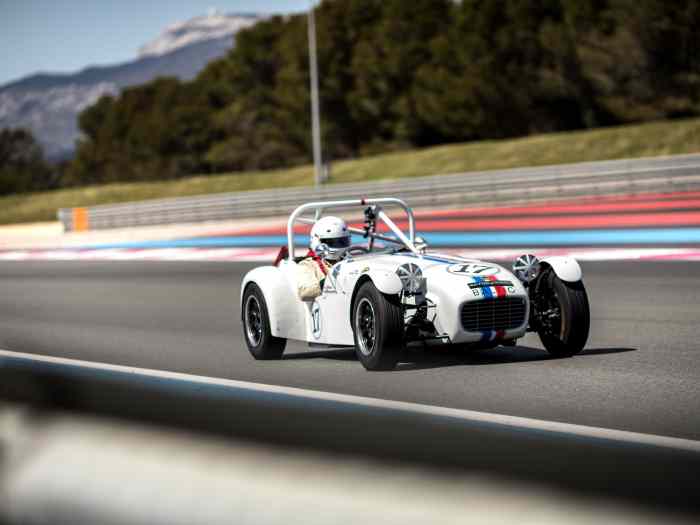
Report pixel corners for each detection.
[367,269,403,295]
[540,256,582,282]
[349,269,403,323]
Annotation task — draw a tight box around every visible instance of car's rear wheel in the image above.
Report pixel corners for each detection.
[352,281,403,371]
[242,283,286,360]
[532,269,589,357]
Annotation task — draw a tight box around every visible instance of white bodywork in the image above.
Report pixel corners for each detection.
[539,256,582,282]
[241,198,583,347]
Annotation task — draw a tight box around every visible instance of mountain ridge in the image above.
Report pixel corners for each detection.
[0,13,262,159]
[138,11,259,58]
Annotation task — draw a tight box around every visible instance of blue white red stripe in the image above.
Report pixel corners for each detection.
[486,274,507,297]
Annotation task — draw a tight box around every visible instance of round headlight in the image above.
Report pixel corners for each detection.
[513,253,541,283]
[396,262,424,294]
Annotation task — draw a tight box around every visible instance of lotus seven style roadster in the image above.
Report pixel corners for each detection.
[241,198,589,370]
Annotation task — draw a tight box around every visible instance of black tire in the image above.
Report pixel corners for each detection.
[242,283,286,360]
[352,281,404,371]
[532,269,590,357]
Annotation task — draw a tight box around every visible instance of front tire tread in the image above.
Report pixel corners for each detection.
[536,270,590,357]
[352,281,403,371]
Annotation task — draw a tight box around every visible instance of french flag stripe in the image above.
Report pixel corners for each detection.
[487,274,507,297]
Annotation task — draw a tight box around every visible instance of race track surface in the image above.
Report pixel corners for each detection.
[2,260,699,439]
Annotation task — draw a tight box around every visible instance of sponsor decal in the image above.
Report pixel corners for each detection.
[311,301,322,339]
[447,263,499,276]
[472,288,480,297]
[472,276,493,299]
[468,280,513,289]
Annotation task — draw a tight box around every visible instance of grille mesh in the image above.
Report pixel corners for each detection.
[460,297,527,332]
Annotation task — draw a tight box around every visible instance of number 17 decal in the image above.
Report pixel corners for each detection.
[447,263,498,276]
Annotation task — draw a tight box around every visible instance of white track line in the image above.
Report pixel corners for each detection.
[1,348,699,453]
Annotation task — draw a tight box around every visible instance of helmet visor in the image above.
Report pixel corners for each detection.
[323,236,350,249]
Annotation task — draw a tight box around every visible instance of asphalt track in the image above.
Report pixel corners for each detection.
[1,260,699,440]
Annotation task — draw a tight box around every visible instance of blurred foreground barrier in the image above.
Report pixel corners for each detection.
[2,405,694,525]
[1,351,699,518]
[58,153,700,231]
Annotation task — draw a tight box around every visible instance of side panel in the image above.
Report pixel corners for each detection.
[540,256,583,282]
[309,292,355,346]
[241,264,307,340]
[310,259,355,345]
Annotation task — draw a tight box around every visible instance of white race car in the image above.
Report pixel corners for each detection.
[241,198,590,370]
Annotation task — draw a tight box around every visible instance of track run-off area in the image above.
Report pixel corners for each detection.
[4,189,700,261]
[2,259,699,441]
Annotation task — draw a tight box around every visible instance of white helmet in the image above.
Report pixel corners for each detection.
[310,216,351,261]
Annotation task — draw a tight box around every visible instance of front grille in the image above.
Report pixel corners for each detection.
[460,297,527,332]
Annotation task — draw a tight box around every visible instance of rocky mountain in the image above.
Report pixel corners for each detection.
[139,11,260,58]
[0,13,261,160]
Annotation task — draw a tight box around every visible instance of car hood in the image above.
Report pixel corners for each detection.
[339,251,525,299]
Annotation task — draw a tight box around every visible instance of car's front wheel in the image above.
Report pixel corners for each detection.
[352,281,404,371]
[242,283,286,360]
[531,268,590,357]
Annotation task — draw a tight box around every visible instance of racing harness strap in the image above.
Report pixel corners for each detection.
[273,245,289,266]
[306,249,328,276]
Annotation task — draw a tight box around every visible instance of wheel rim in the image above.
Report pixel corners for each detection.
[355,298,376,356]
[538,284,563,340]
[245,295,263,347]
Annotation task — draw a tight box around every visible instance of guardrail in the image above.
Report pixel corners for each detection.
[1,352,699,517]
[58,154,700,231]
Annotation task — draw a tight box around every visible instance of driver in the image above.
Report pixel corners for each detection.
[297,216,351,300]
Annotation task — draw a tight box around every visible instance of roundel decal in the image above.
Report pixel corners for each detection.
[311,301,322,339]
[446,263,499,276]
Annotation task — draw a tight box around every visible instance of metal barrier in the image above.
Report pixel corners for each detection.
[58,154,700,231]
[2,353,700,518]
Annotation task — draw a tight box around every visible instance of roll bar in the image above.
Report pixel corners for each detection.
[287,198,417,259]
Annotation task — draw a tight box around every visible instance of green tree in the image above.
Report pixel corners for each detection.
[68,0,700,187]
[69,77,215,185]
[0,128,52,195]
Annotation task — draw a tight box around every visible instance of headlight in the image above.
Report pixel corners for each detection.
[396,262,424,294]
[513,253,541,283]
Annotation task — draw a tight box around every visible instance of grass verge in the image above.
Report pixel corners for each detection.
[2,118,699,225]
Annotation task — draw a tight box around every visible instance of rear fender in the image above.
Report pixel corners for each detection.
[241,264,304,338]
[540,256,582,282]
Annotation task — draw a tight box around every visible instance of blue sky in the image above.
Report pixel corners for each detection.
[0,0,310,86]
